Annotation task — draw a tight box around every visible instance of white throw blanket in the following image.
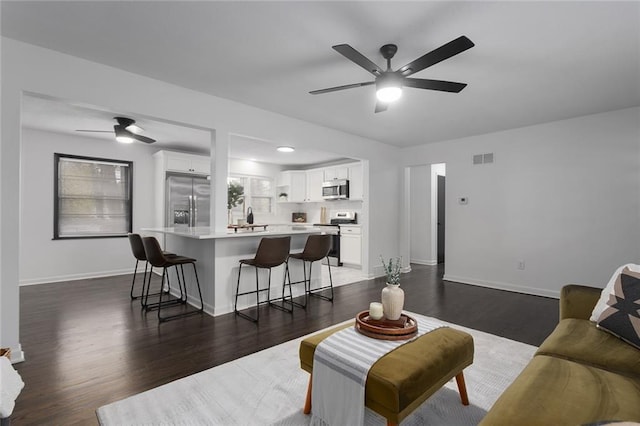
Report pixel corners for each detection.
[311,312,445,426]
[0,356,25,418]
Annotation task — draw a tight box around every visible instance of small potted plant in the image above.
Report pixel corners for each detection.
[279,192,288,201]
[227,182,244,224]
[380,256,404,320]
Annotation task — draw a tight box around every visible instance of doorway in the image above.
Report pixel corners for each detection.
[437,174,446,264]
[407,163,446,267]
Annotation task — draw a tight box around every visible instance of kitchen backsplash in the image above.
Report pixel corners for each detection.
[273,200,362,224]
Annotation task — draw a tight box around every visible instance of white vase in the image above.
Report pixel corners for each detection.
[381,283,404,320]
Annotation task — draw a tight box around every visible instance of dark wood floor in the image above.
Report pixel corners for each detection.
[12,264,558,425]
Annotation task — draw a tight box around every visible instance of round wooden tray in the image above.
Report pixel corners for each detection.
[355,310,418,341]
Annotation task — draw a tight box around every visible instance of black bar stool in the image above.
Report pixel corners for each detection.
[286,234,333,309]
[234,236,292,323]
[141,236,204,322]
[127,233,180,303]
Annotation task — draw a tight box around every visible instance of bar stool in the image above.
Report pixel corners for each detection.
[234,236,292,323]
[127,233,180,303]
[141,236,204,322]
[286,234,333,309]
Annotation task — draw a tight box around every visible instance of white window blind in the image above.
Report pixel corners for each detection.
[55,154,133,238]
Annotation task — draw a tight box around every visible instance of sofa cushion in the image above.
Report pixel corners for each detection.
[591,265,640,322]
[536,319,640,378]
[596,272,640,350]
[479,355,640,426]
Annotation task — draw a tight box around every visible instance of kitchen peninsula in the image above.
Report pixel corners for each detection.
[142,225,325,317]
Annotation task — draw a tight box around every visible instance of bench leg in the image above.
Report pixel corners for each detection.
[455,371,470,406]
[303,375,312,414]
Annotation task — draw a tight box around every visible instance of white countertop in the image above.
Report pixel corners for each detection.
[141,225,324,240]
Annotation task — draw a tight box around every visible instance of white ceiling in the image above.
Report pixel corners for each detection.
[20,95,347,166]
[3,1,640,149]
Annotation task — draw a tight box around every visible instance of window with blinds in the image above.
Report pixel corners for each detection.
[54,154,133,239]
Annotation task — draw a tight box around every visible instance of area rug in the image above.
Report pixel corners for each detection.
[97,317,537,425]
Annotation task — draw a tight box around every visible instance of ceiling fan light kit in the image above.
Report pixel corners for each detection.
[375,72,403,103]
[310,36,475,113]
[76,116,156,144]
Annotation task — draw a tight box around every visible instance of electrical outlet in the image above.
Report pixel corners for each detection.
[517,260,525,270]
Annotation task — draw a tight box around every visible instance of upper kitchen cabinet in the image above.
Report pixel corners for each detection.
[347,163,364,200]
[159,151,211,175]
[324,166,348,181]
[277,170,306,203]
[306,169,325,202]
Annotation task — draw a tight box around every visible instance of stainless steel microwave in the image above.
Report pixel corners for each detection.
[322,179,349,200]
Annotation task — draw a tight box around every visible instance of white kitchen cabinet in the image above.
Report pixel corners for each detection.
[305,169,325,202]
[163,151,211,175]
[347,163,364,200]
[340,225,361,266]
[324,166,348,181]
[277,170,306,203]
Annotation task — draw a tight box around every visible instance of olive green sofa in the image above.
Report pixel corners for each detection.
[480,284,640,425]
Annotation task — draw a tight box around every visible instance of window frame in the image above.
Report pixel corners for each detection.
[53,153,133,240]
[227,174,275,217]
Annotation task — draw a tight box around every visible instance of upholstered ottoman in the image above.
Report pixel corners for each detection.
[299,321,474,426]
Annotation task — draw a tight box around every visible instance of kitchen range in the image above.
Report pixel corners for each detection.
[313,211,357,266]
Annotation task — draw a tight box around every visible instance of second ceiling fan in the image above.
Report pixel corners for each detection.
[76,116,156,144]
[310,35,475,113]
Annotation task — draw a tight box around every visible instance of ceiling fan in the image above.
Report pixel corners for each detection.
[310,35,475,113]
[76,116,156,144]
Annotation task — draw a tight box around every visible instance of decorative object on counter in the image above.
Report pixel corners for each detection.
[227,182,244,224]
[369,302,384,320]
[237,218,246,226]
[227,224,268,233]
[380,256,404,320]
[355,310,418,340]
[246,207,254,224]
[320,207,328,224]
[279,192,288,201]
[292,212,307,223]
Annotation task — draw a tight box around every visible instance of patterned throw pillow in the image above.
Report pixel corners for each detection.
[596,268,640,350]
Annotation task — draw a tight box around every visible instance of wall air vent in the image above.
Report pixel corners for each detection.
[473,153,494,165]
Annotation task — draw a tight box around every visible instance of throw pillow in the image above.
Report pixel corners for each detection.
[596,270,640,350]
[590,263,640,322]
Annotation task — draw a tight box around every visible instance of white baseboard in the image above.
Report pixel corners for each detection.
[19,268,133,286]
[410,259,438,266]
[443,274,560,299]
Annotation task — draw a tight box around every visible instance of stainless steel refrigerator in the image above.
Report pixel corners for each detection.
[166,173,210,227]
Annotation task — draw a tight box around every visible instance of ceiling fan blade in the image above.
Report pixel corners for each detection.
[398,36,474,77]
[132,133,156,144]
[332,44,384,76]
[75,129,112,133]
[374,102,388,113]
[404,78,467,93]
[310,81,375,95]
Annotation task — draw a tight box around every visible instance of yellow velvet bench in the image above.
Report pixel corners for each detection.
[299,321,474,426]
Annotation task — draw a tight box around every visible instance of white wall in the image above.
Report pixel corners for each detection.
[401,107,640,297]
[1,38,400,357]
[19,128,158,284]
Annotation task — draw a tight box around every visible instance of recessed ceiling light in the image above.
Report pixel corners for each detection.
[277,146,295,153]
